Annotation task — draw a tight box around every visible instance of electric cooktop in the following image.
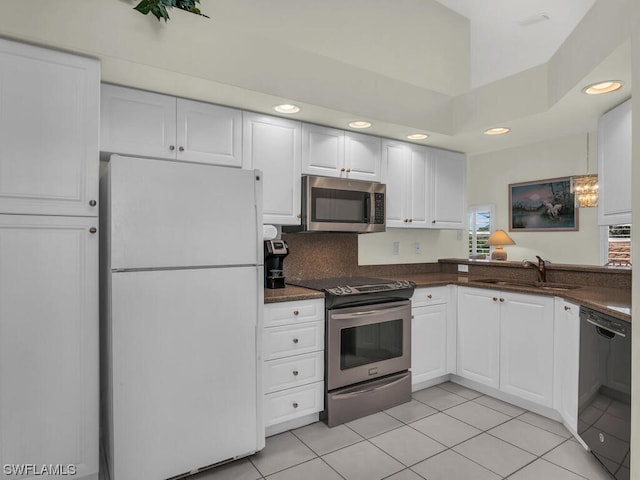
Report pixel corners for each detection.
[288,276,416,308]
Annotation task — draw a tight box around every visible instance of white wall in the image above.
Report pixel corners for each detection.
[466,132,601,265]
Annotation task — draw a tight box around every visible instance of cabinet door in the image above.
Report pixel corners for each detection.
[500,292,554,407]
[456,287,500,389]
[407,145,429,227]
[429,148,467,229]
[243,113,302,225]
[176,99,243,167]
[598,99,631,225]
[302,123,344,178]
[412,303,448,385]
[0,39,99,217]
[344,131,381,181]
[554,299,580,432]
[101,84,177,160]
[381,140,409,227]
[0,215,98,478]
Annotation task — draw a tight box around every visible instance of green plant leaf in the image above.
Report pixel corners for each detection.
[134,0,209,21]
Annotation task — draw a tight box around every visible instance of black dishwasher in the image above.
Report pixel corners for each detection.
[578,306,631,480]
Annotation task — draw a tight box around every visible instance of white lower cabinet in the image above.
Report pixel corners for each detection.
[457,287,554,408]
[263,299,324,431]
[411,286,455,387]
[554,299,580,432]
[457,287,501,389]
[0,215,99,479]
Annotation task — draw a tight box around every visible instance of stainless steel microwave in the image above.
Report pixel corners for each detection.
[284,175,386,233]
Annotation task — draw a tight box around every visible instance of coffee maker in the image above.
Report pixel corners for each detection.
[264,239,289,288]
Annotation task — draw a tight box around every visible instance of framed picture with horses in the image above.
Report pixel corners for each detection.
[509,177,578,231]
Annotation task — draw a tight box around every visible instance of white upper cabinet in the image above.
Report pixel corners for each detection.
[176,98,243,167]
[243,113,302,225]
[302,124,344,177]
[598,99,631,225]
[344,131,382,181]
[382,140,429,228]
[302,124,381,181]
[0,39,100,217]
[429,148,467,229]
[101,84,243,168]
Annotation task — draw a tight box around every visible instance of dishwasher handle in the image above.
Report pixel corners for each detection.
[585,318,626,338]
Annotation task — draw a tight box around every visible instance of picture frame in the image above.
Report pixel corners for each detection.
[509,177,578,231]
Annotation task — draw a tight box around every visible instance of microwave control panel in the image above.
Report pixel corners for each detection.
[374,193,385,224]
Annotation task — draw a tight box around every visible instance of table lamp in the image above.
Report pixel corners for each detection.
[486,229,516,261]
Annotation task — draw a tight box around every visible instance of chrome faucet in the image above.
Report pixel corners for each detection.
[523,255,547,283]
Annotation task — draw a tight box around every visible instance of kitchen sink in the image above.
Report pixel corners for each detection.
[473,279,581,291]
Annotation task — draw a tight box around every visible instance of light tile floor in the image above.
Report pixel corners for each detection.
[191,383,617,480]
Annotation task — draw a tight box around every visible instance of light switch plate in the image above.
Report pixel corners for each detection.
[458,264,469,272]
[392,241,400,255]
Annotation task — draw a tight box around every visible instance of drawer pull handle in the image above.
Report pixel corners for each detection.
[292,402,299,409]
[292,338,299,344]
[293,310,299,316]
[564,305,571,311]
[292,370,299,376]
[179,146,185,152]
[89,200,97,207]
[427,294,432,299]
[169,145,175,151]
[499,298,505,302]
[492,297,498,302]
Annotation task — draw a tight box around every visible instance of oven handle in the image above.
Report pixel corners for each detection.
[330,304,409,320]
[331,374,407,399]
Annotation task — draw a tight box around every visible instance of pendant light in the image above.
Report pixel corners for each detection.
[570,133,599,208]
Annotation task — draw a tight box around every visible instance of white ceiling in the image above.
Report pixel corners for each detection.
[187,0,632,155]
[435,0,597,88]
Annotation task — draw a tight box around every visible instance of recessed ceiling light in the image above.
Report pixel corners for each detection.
[582,81,623,95]
[348,121,372,129]
[274,104,300,114]
[407,133,429,140]
[484,127,511,135]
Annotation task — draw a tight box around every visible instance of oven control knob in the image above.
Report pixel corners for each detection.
[344,286,352,293]
[334,287,343,295]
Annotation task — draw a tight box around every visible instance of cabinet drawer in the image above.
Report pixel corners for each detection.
[264,351,324,394]
[264,299,324,327]
[263,321,324,361]
[412,286,449,307]
[264,382,324,427]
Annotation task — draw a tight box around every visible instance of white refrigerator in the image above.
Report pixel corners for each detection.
[100,155,264,480]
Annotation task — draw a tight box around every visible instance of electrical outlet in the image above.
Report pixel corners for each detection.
[458,264,469,273]
[457,230,463,241]
[392,241,400,255]
[415,241,422,254]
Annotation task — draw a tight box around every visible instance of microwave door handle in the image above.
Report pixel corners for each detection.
[364,195,371,223]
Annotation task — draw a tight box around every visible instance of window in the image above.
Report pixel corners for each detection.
[606,224,631,266]
[469,205,494,258]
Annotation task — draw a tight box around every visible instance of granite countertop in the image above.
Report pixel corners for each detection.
[264,285,324,304]
[265,272,631,323]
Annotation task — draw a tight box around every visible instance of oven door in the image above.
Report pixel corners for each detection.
[327,300,411,391]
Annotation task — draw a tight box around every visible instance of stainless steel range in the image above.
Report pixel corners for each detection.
[288,277,415,426]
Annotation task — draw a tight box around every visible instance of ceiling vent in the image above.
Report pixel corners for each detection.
[518,13,550,27]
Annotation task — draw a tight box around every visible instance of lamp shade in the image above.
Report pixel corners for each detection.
[485,230,516,246]
[485,230,515,261]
